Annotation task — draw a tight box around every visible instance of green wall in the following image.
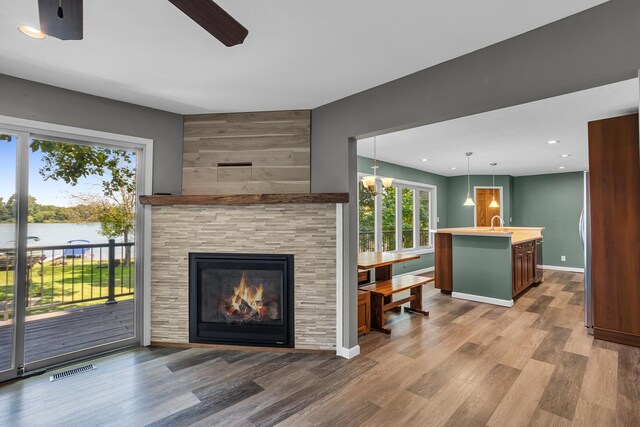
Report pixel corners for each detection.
[513,172,584,269]
[357,157,448,274]
[357,157,585,273]
[446,175,514,228]
[452,235,513,301]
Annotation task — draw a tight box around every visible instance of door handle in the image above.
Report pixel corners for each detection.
[579,210,584,248]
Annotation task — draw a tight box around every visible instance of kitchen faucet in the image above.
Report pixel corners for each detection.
[490,215,504,231]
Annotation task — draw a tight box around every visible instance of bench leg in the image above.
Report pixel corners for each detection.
[370,293,391,334]
[404,285,429,317]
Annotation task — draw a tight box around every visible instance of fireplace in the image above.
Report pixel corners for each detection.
[189,253,294,347]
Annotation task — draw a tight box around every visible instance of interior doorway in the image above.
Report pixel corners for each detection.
[474,186,503,227]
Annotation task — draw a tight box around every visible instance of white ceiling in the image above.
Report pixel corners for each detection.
[358,78,639,177]
[0,0,608,114]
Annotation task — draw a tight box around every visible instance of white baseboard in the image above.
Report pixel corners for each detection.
[542,265,585,273]
[336,345,360,359]
[452,292,514,307]
[396,266,434,277]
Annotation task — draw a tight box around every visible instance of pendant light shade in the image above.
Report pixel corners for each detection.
[361,175,376,188]
[361,136,393,196]
[489,162,499,208]
[463,152,475,206]
[380,177,394,189]
[464,193,475,206]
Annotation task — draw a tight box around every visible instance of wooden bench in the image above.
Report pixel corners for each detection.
[360,275,434,334]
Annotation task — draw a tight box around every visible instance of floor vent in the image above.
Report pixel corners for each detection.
[49,364,97,382]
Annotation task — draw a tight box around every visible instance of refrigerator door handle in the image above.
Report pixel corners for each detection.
[579,209,584,249]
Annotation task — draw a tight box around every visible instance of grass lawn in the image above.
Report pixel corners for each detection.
[1,259,135,317]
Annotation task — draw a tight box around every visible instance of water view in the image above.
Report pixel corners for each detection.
[0,222,126,248]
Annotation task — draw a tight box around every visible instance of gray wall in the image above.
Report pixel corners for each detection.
[314,0,640,349]
[0,74,184,195]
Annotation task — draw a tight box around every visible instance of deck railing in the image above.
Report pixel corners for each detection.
[359,230,430,252]
[0,239,134,320]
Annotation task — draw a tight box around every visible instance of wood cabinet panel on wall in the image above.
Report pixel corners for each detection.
[588,113,640,347]
[182,110,311,195]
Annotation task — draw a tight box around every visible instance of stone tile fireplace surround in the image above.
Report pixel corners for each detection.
[150,203,338,350]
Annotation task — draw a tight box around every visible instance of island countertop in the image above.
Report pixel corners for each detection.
[434,227,544,244]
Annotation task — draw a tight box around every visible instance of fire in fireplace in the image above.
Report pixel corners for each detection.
[207,270,281,324]
[190,253,294,347]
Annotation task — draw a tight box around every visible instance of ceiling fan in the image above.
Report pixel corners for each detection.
[37,0,249,47]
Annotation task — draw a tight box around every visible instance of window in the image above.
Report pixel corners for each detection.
[381,186,396,251]
[418,189,430,246]
[401,188,413,249]
[358,175,436,253]
[358,180,375,252]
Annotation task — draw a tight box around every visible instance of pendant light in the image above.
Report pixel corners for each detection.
[463,152,475,206]
[489,163,500,208]
[361,136,393,196]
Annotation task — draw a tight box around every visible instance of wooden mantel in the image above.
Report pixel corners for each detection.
[139,193,349,206]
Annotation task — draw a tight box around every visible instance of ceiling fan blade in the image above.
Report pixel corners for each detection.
[168,0,248,47]
[38,0,83,40]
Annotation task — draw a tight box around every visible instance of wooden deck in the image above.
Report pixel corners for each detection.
[0,300,134,368]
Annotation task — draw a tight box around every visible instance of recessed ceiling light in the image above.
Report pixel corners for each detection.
[558,166,566,169]
[421,158,429,162]
[450,167,457,170]
[560,154,571,158]
[547,140,560,145]
[18,25,46,39]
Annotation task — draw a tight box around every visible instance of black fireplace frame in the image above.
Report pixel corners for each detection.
[189,252,294,348]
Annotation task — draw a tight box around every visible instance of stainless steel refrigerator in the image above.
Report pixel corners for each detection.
[579,171,593,334]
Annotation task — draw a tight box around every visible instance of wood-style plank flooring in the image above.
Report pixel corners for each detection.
[0,300,134,367]
[1,270,638,426]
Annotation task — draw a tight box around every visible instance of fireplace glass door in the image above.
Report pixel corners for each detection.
[201,269,283,325]
[190,253,294,347]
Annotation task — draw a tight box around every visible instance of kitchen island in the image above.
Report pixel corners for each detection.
[435,227,544,306]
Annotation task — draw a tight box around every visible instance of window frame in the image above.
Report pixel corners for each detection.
[358,173,437,255]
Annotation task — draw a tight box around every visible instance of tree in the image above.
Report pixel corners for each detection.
[359,184,431,251]
[0,197,11,223]
[30,140,136,263]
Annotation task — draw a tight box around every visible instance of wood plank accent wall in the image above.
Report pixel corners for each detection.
[182,110,311,195]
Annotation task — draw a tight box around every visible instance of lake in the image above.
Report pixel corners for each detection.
[0,223,126,248]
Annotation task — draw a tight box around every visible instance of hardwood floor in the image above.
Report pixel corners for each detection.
[1,270,638,426]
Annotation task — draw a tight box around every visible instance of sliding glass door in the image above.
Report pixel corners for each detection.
[0,131,19,382]
[0,127,146,380]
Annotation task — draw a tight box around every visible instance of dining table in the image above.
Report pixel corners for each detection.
[357,251,421,283]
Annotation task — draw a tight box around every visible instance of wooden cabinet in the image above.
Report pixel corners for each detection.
[588,113,640,347]
[512,240,539,298]
[357,290,371,336]
[434,233,453,293]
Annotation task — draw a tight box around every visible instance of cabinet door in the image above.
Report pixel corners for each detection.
[357,291,370,335]
[513,251,523,296]
[525,249,535,286]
